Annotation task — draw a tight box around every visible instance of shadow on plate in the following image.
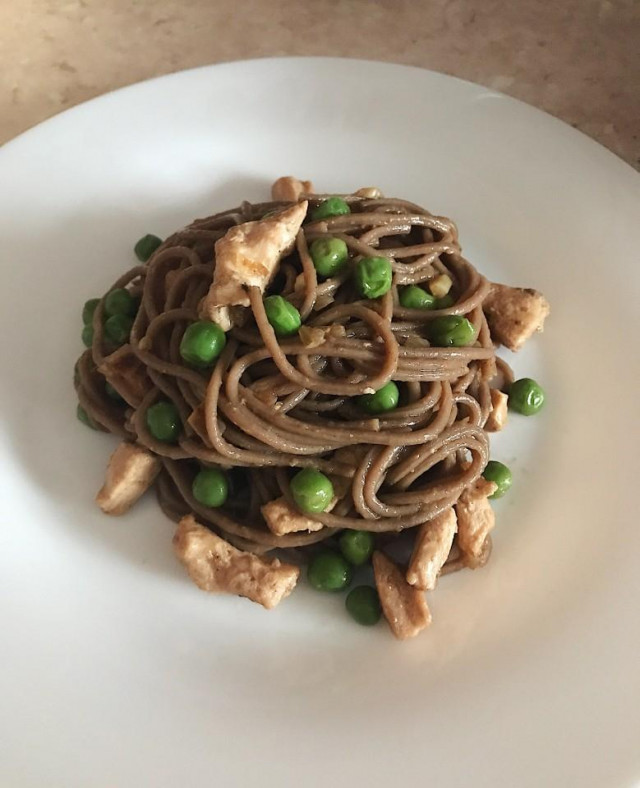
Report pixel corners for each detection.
[0,174,271,578]
[0,169,612,682]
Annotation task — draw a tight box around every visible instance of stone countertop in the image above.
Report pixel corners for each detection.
[1,0,638,168]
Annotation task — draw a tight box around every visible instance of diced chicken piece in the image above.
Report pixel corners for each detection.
[406,508,458,591]
[262,484,346,536]
[98,344,153,407]
[331,445,369,467]
[200,202,308,320]
[298,324,346,348]
[261,497,325,536]
[455,478,498,568]
[373,551,432,640]
[203,303,248,333]
[483,283,550,352]
[254,389,278,407]
[329,446,370,480]
[96,442,161,515]
[314,292,336,311]
[207,304,233,332]
[298,325,329,349]
[354,186,382,199]
[485,388,509,432]
[173,515,299,609]
[293,273,306,295]
[271,176,314,202]
[473,534,493,568]
[438,536,493,575]
[481,356,498,385]
[428,274,453,298]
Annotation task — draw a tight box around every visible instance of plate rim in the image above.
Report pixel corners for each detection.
[2,56,638,181]
[0,56,638,788]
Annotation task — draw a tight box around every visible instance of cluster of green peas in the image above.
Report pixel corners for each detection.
[479,376,546,498]
[263,196,478,349]
[289,468,383,627]
[193,462,383,625]
[77,234,164,427]
[77,203,546,625]
[184,460,382,625]
[78,199,490,433]
[81,234,163,350]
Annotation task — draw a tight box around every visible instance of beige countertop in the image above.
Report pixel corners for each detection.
[1,0,638,168]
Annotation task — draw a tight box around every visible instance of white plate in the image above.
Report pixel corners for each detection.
[1,58,638,788]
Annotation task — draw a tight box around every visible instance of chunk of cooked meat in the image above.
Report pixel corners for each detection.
[455,478,498,568]
[200,202,307,320]
[261,487,344,535]
[205,304,232,332]
[97,344,153,407]
[202,303,248,333]
[271,176,314,202]
[331,445,369,469]
[261,497,325,536]
[483,283,550,351]
[485,388,509,432]
[298,325,330,349]
[96,442,161,515]
[354,186,382,199]
[406,508,457,591]
[428,273,453,298]
[173,515,299,609]
[373,551,432,640]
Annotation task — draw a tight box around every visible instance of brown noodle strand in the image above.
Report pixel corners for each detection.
[76,194,511,588]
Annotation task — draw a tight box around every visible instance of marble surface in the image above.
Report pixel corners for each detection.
[1,0,638,168]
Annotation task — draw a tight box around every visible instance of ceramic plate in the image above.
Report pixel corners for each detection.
[1,58,638,787]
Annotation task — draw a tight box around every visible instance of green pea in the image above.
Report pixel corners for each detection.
[134,233,163,262]
[77,404,98,430]
[180,321,226,368]
[308,550,353,592]
[428,315,476,347]
[104,314,133,346]
[338,529,374,566]
[399,285,436,310]
[146,400,181,443]
[104,288,137,317]
[290,468,334,514]
[105,382,124,402]
[82,298,100,325]
[311,197,351,222]
[345,586,382,626]
[354,256,393,299]
[192,468,229,508]
[263,295,302,337]
[81,323,94,348]
[358,381,399,414]
[482,460,513,499]
[508,378,545,416]
[309,237,349,277]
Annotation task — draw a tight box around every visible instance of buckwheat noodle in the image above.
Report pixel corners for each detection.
[75,194,504,564]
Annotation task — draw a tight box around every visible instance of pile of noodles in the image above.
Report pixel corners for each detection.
[75,192,512,567]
